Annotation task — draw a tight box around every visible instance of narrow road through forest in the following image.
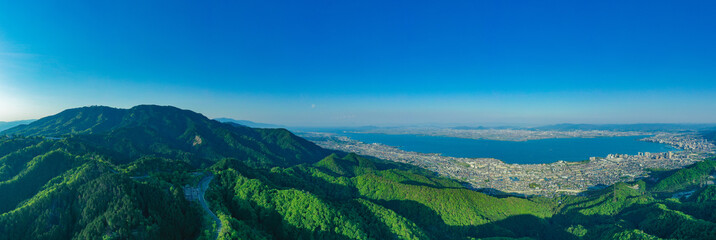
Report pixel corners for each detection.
[197,175,222,240]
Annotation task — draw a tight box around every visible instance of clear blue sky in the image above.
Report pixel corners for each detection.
[1,1,715,126]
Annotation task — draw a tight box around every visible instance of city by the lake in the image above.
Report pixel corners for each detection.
[341,133,679,164]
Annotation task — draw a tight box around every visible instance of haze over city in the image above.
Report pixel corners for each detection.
[1,1,715,126]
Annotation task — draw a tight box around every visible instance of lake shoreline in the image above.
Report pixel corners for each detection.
[341,133,679,164]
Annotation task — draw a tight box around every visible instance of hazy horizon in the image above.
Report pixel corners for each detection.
[2,1,716,126]
[4,104,716,128]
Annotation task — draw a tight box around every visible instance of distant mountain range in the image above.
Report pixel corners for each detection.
[452,125,525,130]
[533,123,716,132]
[0,120,35,132]
[1,105,715,240]
[327,123,716,132]
[213,118,285,128]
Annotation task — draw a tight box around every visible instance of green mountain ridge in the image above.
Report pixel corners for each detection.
[2,105,330,168]
[1,105,715,240]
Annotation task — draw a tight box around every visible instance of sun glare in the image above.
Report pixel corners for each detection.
[0,84,24,121]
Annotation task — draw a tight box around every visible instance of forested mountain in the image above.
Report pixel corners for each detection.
[1,105,716,240]
[1,105,330,168]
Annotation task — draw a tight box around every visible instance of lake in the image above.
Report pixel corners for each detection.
[341,133,679,164]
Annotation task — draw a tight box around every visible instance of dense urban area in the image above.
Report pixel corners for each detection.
[301,130,716,196]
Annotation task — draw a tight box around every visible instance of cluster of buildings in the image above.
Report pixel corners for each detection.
[303,131,715,197]
[641,133,715,152]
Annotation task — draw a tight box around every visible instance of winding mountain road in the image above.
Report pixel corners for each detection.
[112,164,222,239]
[197,175,223,240]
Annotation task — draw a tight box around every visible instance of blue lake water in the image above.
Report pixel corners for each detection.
[341,133,679,164]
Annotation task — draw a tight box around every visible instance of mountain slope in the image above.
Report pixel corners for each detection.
[2,105,716,240]
[1,106,125,136]
[0,158,202,240]
[206,153,564,240]
[2,105,330,168]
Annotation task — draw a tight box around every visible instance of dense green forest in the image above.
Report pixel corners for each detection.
[2,105,716,239]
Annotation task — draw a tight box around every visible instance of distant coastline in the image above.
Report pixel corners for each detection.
[341,132,678,164]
